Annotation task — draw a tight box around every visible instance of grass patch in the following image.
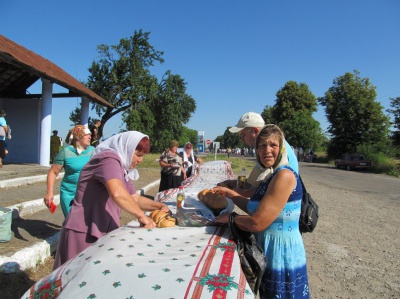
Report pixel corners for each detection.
[137,153,255,176]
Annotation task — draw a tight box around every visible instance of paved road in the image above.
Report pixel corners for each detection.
[299,162,400,201]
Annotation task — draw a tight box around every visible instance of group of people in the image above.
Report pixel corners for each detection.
[42,111,309,298]
[213,112,309,298]
[158,140,203,192]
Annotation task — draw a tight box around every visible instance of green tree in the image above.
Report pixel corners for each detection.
[261,105,275,124]
[387,97,400,148]
[220,127,243,149]
[178,127,199,148]
[85,30,165,141]
[272,81,317,124]
[269,81,323,151]
[123,71,196,152]
[319,70,391,158]
[279,110,324,150]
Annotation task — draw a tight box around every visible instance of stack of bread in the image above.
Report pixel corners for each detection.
[197,189,228,216]
[149,210,176,228]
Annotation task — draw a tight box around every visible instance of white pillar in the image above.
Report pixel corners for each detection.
[39,79,53,166]
[80,97,90,128]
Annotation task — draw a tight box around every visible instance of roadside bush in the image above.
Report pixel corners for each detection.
[368,152,400,176]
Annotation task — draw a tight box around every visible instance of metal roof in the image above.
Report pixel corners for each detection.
[0,34,113,108]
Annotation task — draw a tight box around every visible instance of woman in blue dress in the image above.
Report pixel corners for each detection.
[214,124,309,298]
[44,125,95,217]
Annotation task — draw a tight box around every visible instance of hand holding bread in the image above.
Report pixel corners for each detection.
[149,210,176,228]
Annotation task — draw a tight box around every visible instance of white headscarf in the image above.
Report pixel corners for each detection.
[182,142,196,175]
[255,125,289,182]
[93,131,149,181]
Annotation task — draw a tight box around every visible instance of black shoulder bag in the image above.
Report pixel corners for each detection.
[299,176,319,233]
[229,212,266,295]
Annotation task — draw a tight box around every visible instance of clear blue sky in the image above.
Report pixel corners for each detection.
[2,1,400,143]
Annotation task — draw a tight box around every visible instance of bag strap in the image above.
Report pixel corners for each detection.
[229,212,239,241]
[299,175,307,193]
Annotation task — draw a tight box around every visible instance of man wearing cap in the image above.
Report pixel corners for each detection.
[220,112,299,197]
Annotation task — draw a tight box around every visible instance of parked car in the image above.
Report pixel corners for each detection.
[334,153,372,170]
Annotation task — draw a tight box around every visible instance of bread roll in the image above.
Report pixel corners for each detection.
[197,189,228,210]
[149,210,176,228]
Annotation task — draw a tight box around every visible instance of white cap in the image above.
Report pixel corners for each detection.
[229,112,265,133]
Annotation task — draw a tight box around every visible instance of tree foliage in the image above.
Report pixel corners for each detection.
[85,30,165,140]
[122,71,196,152]
[261,105,275,124]
[319,70,391,158]
[219,127,244,149]
[272,81,317,124]
[266,81,323,151]
[387,97,400,148]
[178,127,198,148]
[83,30,196,152]
[279,110,325,151]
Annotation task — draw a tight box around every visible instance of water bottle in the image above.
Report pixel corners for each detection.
[176,186,185,209]
[237,168,246,189]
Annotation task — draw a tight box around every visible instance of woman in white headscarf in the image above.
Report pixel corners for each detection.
[179,142,202,178]
[53,131,170,270]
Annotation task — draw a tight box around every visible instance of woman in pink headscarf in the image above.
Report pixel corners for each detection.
[53,131,170,269]
[44,124,94,217]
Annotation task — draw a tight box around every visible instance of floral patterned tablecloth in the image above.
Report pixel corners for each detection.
[22,161,254,299]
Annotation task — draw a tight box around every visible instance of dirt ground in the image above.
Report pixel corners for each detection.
[1,163,400,298]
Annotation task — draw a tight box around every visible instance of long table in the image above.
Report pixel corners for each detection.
[22,161,255,299]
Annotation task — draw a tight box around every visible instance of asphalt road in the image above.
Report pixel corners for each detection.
[299,162,400,201]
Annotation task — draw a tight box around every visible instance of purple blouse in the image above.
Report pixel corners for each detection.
[64,150,135,239]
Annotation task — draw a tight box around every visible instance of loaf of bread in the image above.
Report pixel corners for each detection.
[197,189,228,210]
[149,210,176,228]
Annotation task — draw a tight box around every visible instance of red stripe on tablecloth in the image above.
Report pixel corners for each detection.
[227,232,248,299]
[184,226,223,298]
[211,231,234,299]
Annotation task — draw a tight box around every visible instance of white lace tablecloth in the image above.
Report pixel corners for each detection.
[22,161,254,299]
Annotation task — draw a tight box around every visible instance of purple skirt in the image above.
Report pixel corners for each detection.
[53,227,98,270]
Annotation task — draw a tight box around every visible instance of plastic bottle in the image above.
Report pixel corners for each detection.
[237,168,246,189]
[176,186,185,209]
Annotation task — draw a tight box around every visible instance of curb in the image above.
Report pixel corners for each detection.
[0,179,160,273]
[0,173,64,189]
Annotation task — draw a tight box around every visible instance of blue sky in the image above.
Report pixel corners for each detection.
[2,1,400,143]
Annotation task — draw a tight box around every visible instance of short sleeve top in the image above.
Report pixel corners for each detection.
[64,150,136,239]
[0,117,7,141]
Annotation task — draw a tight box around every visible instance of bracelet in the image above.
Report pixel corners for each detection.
[229,212,238,225]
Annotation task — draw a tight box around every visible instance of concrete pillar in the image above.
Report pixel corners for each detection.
[39,79,53,166]
[80,97,90,128]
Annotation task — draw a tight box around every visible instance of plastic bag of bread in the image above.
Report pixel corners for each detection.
[197,189,228,214]
[177,194,234,227]
[149,210,176,228]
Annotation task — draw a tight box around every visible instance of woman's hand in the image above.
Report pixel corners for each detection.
[212,186,232,198]
[159,204,171,215]
[137,215,156,228]
[215,212,230,224]
[43,193,54,208]
[217,179,236,189]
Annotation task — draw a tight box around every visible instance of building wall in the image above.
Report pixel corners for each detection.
[1,98,41,163]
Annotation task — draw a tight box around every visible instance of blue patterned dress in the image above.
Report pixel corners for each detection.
[247,165,310,298]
